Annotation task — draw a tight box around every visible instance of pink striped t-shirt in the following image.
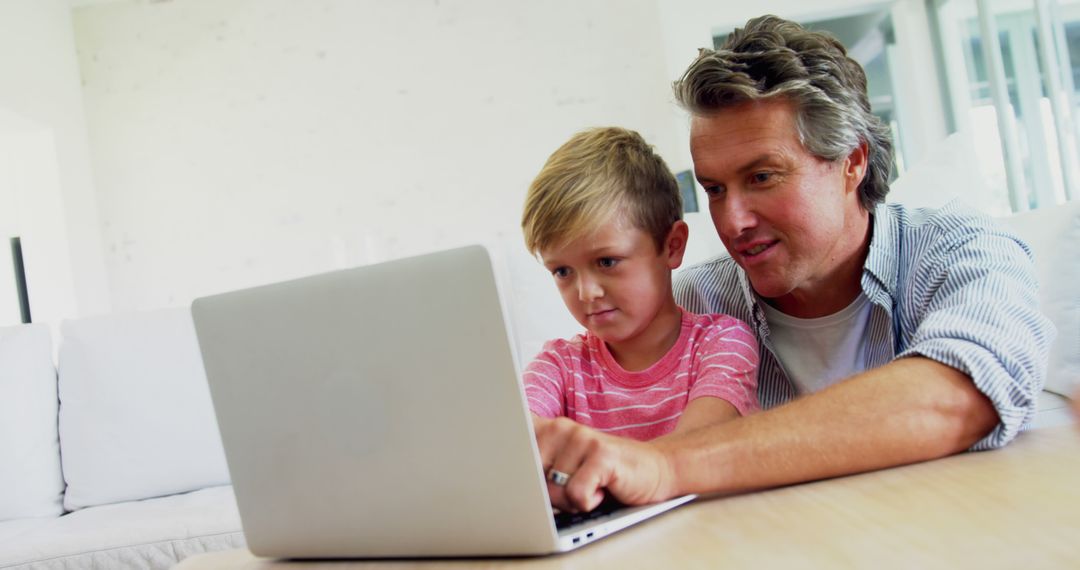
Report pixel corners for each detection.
[523,310,760,441]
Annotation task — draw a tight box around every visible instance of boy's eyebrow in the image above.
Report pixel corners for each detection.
[540,243,626,268]
[540,258,562,269]
[539,252,568,268]
[589,245,625,256]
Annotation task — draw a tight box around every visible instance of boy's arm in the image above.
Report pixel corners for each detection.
[659,397,740,439]
[664,315,760,437]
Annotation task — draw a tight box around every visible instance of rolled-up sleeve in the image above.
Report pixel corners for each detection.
[898,228,1055,450]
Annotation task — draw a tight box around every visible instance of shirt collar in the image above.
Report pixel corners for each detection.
[736,263,770,335]
[862,203,899,297]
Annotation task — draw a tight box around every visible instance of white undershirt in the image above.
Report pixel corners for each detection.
[760,293,873,395]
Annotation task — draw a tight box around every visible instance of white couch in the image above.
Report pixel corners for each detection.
[995,200,1079,425]
[0,310,244,570]
[0,201,1075,570]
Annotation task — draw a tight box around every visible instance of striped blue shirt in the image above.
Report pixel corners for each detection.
[673,201,1054,451]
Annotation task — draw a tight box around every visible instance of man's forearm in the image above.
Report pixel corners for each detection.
[656,357,1000,497]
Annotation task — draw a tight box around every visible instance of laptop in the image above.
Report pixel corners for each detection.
[191,244,695,559]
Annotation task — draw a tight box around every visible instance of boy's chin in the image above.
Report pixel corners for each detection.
[590,328,629,347]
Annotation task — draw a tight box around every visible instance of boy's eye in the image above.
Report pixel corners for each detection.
[551,267,570,279]
[598,258,619,269]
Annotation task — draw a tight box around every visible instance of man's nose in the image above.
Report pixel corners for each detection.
[715,191,757,237]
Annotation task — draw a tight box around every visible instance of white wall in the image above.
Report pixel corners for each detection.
[72,0,685,314]
[0,0,111,325]
[0,113,77,328]
[63,0,958,327]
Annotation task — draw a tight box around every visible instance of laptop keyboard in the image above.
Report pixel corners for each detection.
[553,494,629,530]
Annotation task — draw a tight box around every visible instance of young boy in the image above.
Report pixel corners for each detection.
[520,127,760,443]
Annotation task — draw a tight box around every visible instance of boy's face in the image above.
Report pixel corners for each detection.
[540,215,688,363]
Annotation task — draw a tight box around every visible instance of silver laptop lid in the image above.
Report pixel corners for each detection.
[192,245,560,557]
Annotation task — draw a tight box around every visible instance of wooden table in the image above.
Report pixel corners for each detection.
[176,425,1080,569]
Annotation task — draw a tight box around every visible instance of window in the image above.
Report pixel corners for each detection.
[933,0,1080,213]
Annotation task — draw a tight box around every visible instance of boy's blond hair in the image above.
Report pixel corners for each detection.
[522,127,682,255]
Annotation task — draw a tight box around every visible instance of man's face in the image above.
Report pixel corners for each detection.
[690,99,868,316]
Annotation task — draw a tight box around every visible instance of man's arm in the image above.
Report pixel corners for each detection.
[538,356,998,512]
[659,356,997,495]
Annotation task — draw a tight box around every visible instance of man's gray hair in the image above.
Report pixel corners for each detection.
[674,15,893,211]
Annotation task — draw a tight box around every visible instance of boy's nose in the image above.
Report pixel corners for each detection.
[577,275,603,302]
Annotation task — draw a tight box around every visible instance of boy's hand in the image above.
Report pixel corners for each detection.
[532,416,677,512]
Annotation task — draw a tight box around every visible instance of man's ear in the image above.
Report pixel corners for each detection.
[844,142,869,194]
[664,220,690,269]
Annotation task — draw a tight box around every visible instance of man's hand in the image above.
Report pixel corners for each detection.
[532,416,677,512]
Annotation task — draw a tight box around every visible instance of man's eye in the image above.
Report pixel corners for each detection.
[598,258,618,269]
[751,172,773,184]
[702,185,725,196]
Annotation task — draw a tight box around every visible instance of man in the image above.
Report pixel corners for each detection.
[534,15,1054,513]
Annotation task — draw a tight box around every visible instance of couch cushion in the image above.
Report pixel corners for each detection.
[0,323,64,521]
[0,485,243,570]
[58,308,229,511]
[997,201,1080,398]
